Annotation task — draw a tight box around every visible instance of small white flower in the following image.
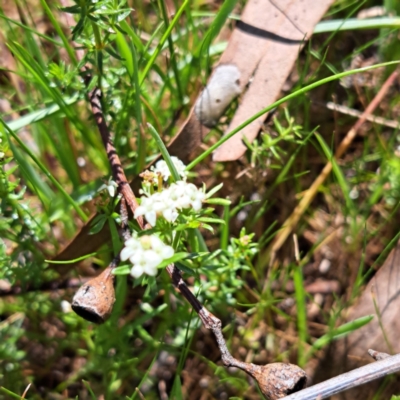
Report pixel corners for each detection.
[191,191,206,211]
[151,156,187,182]
[134,197,157,227]
[129,248,146,265]
[143,249,163,268]
[151,236,174,259]
[130,264,145,278]
[105,178,118,197]
[120,237,141,261]
[162,207,179,223]
[136,180,205,226]
[120,234,174,279]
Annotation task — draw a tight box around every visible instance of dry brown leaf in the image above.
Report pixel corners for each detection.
[213,0,334,161]
[340,241,400,358]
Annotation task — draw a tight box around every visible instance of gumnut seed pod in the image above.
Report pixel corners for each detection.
[241,362,307,399]
[71,266,116,324]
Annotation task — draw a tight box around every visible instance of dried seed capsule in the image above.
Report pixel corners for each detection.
[71,266,115,324]
[241,362,307,399]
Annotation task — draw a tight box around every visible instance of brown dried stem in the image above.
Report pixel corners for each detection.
[165,265,307,399]
[368,349,390,361]
[87,85,144,229]
[280,351,400,400]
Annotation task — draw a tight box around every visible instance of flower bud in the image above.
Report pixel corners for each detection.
[71,266,115,324]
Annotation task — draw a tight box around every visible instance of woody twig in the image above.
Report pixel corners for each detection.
[281,350,400,400]
[165,264,307,400]
[87,84,144,230]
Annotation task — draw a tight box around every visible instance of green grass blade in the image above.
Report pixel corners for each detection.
[119,20,145,54]
[315,133,354,213]
[8,139,53,208]
[7,95,79,132]
[0,387,22,400]
[82,380,97,400]
[9,42,85,133]
[186,60,400,170]
[115,30,134,77]
[1,119,88,222]
[46,252,99,264]
[139,0,189,86]
[39,0,77,64]
[196,0,238,57]
[140,21,164,64]
[147,123,180,181]
[220,203,230,251]
[293,265,308,367]
[158,0,183,101]
[314,17,400,33]
[190,14,400,34]
[128,353,159,400]
[0,12,62,46]
[310,315,374,353]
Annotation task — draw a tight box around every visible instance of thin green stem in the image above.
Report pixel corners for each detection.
[140,0,189,86]
[39,0,77,65]
[158,0,183,102]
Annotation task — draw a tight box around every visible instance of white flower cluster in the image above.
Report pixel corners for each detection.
[151,156,187,182]
[134,181,205,226]
[120,235,174,278]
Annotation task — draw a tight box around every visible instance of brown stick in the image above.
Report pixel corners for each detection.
[281,351,400,400]
[165,265,307,399]
[87,86,144,229]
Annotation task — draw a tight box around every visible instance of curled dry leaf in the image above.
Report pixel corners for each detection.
[71,266,115,323]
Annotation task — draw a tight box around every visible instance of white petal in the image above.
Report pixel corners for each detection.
[150,235,163,250]
[163,207,178,222]
[124,237,137,247]
[144,265,158,276]
[196,191,206,201]
[120,246,135,261]
[134,206,146,218]
[144,250,162,268]
[153,200,166,213]
[145,210,157,226]
[124,238,140,251]
[129,249,145,265]
[161,245,174,259]
[191,199,202,211]
[130,265,144,278]
[177,195,191,209]
[107,185,116,198]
